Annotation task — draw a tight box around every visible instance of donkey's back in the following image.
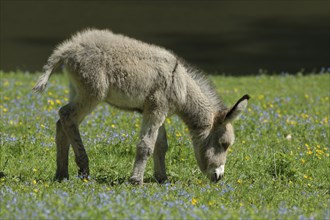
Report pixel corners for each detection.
[34,29,179,108]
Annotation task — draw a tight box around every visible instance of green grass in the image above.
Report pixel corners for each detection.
[1,71,329,219]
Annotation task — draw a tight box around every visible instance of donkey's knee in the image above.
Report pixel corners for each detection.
[58,104,76,122]
[136,141,154,159]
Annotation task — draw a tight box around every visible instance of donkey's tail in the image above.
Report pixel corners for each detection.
[32,69,53,93]
[32,50,64,93]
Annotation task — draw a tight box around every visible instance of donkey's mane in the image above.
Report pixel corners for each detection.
[179,59,227,111]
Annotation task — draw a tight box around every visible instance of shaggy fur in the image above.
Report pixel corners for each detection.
[33,28,249,184]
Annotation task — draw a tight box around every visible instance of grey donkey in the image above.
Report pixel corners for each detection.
[33,29,250,184]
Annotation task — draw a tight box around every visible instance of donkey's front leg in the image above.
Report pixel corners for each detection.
[54,120,70,181]
[153,124,169,183]
[130,113,165,185]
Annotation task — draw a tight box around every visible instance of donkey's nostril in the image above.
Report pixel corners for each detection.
[213,173,218,181]
[212,172,222,182]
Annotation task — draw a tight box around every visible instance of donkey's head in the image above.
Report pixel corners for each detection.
[193,95,250,182]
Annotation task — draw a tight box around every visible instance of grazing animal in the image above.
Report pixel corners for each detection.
[33,29,249,184]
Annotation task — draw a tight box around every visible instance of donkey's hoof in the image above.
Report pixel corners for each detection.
[78,173,89,181]
[129,176,143,185]
[78,169,90,180]
[154,174,168,184]
[54,174,69,182]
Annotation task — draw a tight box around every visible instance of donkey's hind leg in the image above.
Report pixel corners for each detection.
[54,119,70,181]
[58,99,98,179]
[153,124,168,183]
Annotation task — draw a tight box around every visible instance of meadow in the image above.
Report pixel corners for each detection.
[0,71,329,219]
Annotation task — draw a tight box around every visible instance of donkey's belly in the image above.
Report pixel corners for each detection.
[105,89,145,112]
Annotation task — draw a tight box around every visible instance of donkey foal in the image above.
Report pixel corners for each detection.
[33,29,249,184]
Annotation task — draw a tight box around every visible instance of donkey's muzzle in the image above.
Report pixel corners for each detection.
[209,165,225,182]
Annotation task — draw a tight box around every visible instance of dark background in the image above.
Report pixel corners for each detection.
[1,0,329,75]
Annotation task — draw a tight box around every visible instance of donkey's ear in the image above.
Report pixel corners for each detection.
[224,94,250,122]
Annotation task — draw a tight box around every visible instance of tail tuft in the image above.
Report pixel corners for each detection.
[32,70,52,93]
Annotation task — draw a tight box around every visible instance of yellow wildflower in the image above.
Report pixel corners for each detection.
[286,119,297,125]
[301,113,309,119]
[316,149,324,155]
[47,99,55,106]
[321,117,328,124]
[237,179,243,184]
[191,198,197,206]
[258,94,264,100]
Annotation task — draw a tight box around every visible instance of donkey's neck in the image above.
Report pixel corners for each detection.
[178,80,216,138]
